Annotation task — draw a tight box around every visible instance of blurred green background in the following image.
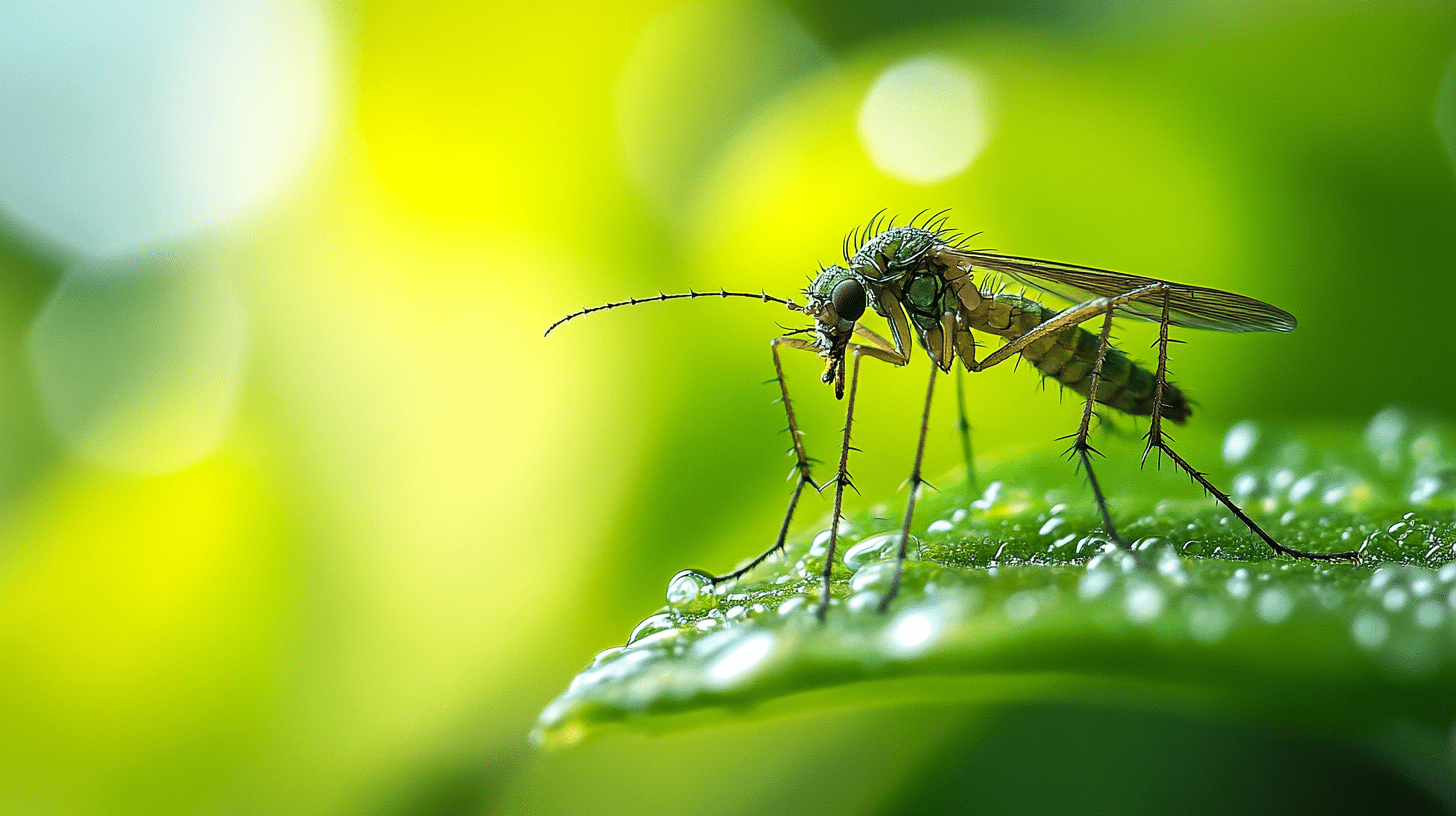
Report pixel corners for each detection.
[1,0,1454,814]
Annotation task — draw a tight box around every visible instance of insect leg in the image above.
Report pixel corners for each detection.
[818,341,910,619]
[955,366,975,488]
[1140,288,1359,562]
[879,361,938,612]
[968,282,1164,373]
[712,336,820,584]
[1066,308,1127,546]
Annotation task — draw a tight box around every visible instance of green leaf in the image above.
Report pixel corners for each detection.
[533,410,1456,749]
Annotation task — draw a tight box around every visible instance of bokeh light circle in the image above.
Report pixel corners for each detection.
[856,56,990,185]
[0,0,333,259]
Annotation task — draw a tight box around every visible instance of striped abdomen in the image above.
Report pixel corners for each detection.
[973,294,1190,423]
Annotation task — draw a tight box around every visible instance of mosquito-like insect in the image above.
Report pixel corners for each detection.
[546,211,1358,618]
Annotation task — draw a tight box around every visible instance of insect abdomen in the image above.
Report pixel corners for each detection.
[981,294,1190,423]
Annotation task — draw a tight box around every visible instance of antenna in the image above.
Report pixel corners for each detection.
[544,289,801,336]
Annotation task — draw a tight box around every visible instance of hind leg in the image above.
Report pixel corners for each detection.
[1140,289,1357,561]
[1064,308,1128,547]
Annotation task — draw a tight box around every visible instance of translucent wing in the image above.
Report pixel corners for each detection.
[950,250,1296,333]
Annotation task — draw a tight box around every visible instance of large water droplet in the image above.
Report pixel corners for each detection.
[666,569,715,612]
[844,532,906,571]
[847,590,883,613]
[850,560,897,593]
[628,612,675,645]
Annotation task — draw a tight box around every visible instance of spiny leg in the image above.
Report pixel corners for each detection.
[711,337,819,585]
[1140,288,1358,562]
[1065,308,1127,547]
[956,365,975,489]
[818,352,866,619]
[879,362,939,612]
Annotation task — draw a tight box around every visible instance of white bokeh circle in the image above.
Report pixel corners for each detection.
[857,57,991,185]
[0,0,333,259]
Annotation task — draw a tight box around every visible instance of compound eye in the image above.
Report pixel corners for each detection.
[831,278,865,322]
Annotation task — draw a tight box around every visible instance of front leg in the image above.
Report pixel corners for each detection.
[711,336,820,584]
[818,341,909,619]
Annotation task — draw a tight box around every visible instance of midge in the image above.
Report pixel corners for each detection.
[546,212,1358,618]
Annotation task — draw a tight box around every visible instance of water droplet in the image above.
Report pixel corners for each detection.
[695,617,720,631]
[1439,563,1456,583]
[628,612,675,644]
[590,646,626,668]
[726,605,748,620]
[704,632,775,690]
[1005,592,1038,623]
[951,508,968,524]
[1039,517,1067,536]
[849,560,896,593]
[1352,611,1390,649]
[1124,583,1164,624]
[844,532,906,571]
[1256,589,1293,624]
[1370,568,1394,591]
[1222,421,1258,464]
[927,519,954,534]
[666,569,715,611]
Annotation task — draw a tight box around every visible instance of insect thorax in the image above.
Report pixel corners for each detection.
[849,226,960,331]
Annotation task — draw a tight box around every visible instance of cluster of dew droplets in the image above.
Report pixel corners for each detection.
[531,408,1456,748]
